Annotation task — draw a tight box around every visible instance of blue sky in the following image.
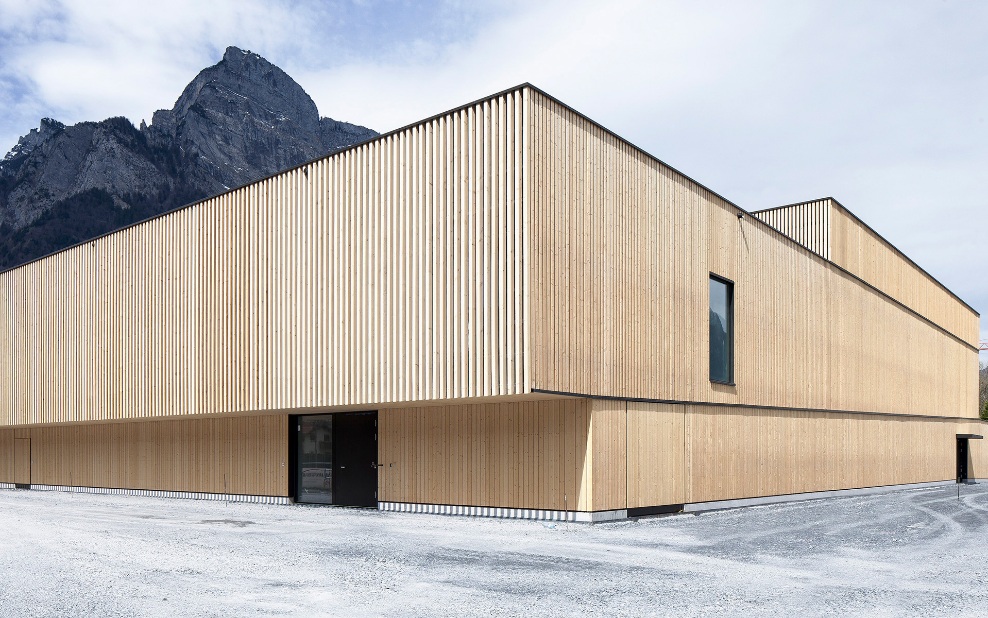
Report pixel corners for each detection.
[1,0,987,359]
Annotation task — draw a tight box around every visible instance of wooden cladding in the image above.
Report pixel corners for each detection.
[528,91,978,419]
[379,398,592,511]
[0,415,287,495]
[627,402,685,507]
[755,199,977,346]
[0,89,532,426]
[753,200,831,259]
[829,203,978,346]
[628,403,985,506]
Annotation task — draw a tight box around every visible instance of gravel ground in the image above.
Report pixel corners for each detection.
[1,483,987,617]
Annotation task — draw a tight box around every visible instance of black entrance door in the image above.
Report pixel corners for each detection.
[957,438,969,482]
[333,412,378,507]
[295,412,378,507]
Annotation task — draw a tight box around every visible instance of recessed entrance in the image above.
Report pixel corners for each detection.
[956,433,984,483]
[957,437,969,482]
[295,412,378,507]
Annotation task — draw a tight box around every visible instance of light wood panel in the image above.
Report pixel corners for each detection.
[627,402,686,508]
[13,438,30,484]
[20,415,287,495]
[378,398,591,511]
[752,200,831,259]
[0,89,533,427]
[586,399,627,511]
[529,90,979,419]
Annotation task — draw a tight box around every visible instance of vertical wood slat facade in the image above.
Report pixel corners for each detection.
[528,90,979,419]
[0,90,532,427]
[751,200,831,259]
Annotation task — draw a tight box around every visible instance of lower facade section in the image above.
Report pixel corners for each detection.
[0,415,288,497]
[378,398,988,515]
[1,398,985,520]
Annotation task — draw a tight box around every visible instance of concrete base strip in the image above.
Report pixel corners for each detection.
[4,481,979,517]
[379,501,627,523]
[25,484,290,505]
[683,480,961,513]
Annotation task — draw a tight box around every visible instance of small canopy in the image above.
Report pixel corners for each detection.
[956,434,984,439]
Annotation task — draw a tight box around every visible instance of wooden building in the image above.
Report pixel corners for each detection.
[1,85,983,520]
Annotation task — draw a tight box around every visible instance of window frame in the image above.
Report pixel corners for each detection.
[708,273,735,386]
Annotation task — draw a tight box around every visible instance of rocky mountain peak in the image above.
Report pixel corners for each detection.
[2,117,65,164]
[150,46,321,141]
[144,45,352,194]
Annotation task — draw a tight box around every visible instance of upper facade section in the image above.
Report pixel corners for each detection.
[0,87,534,426]
[753,198,979,346]
[0,84,978,426]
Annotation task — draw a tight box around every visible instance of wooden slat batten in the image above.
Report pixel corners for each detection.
[0,88,534,427]
[528,91,978,419]
[752,200,831,260]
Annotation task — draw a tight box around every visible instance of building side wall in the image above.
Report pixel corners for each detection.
[604,401,988,510]
[0,415,288,495]
[529,92,978,419]
[752,200,831,259]
[829,203,978,346]
[0,89,532,427]
[685,405,959,504]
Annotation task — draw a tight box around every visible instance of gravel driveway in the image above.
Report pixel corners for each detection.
[1,483,986,617]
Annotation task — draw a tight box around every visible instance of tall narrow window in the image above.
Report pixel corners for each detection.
[709,275,734,384]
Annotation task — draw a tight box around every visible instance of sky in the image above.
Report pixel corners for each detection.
[0,0,986,360]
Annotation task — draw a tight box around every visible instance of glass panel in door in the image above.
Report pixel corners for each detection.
[297,415,333,504]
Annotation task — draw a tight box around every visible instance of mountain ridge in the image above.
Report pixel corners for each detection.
[0,46,377,271]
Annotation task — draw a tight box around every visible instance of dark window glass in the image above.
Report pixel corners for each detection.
[297,415,333,504]
[709,276,733,384]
